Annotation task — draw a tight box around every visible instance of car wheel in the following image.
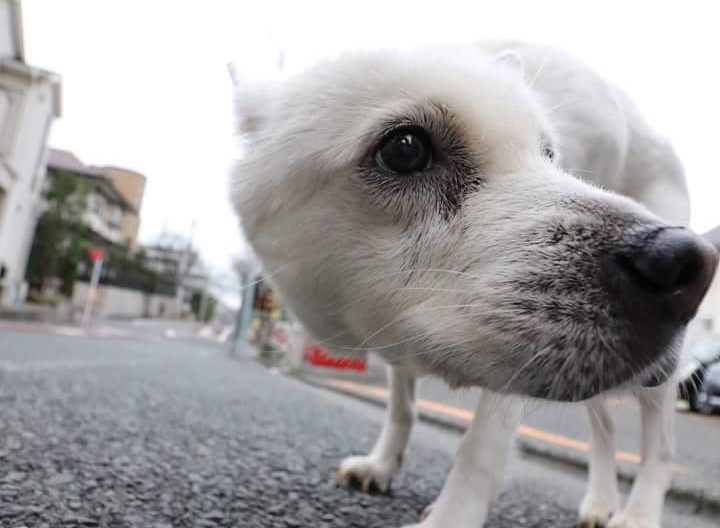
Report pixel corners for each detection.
[688,388,701,413]
[698,392,714,415]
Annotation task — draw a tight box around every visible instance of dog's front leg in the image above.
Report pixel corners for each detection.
[337,365,416,492]
[405,391,523,528]
[578,396,620,527]
[608,381,675,528]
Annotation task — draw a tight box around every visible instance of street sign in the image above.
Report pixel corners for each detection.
[83,247,106,325]
[88,247,106,263]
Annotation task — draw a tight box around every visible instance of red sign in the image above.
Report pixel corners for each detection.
[304,343,367,371]
[88,247,106,263]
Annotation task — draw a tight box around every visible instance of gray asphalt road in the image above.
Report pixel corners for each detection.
[0,326,716,528]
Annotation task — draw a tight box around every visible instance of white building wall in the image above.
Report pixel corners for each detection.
[82,208,125,244]
[0,72,58,305]
[0,1,17,59]
[0,1,60,306]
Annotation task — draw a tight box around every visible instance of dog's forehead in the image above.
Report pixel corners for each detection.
[277,51,546,151]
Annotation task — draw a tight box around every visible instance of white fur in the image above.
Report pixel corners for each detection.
[232,41,711,528]
[407,393,523,528]
[337,366,416,492]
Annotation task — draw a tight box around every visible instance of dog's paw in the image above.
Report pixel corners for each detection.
[607,512,660,528]
[577,493,619,528]
[400,520,470,528]
[336,455,398,493]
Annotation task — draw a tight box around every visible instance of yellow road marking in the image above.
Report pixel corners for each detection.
[325,378,688,473]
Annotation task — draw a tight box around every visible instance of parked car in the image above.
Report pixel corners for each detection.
[696,362,720,415]
[678,338,720,412]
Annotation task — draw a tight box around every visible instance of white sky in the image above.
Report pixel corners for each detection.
[22,1,720,290]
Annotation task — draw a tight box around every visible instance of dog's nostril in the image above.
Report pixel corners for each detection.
[620,236,701,292]
[617,227,718,314]
[675,258,700,288]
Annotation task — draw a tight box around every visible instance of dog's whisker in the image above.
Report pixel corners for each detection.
[587,403,610,440]
[528,54,550,89]
[317,301,491,352]
[325,286,482,318]
[497,347,550,395]
[546,98,584,114]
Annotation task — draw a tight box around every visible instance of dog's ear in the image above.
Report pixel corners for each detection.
[228,63,274,138]
[492,49,525,72]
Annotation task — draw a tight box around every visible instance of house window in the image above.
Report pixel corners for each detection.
[86,193,99,212]
[31,118,53,191]
[0,186,6,230]
[111,206,123,226]
[0,87,21,156]
[0,90,8,128]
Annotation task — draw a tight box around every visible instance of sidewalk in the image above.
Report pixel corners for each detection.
[292,354,720,514]
[0,302,74,324]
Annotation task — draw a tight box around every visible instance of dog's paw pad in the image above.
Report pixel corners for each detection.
[336,455,397,493]
[577,519,610,528]
[420,502,434,520]
[607,512,660,528]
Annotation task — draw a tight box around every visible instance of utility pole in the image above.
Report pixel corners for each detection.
[198,274,211,323]
[82,247,106,326]
[174,219,197,315]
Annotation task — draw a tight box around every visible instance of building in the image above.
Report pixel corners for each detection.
[143,241,209,313]
[46,149,143,248]
[0,0,61,305]
[96,166,146,250]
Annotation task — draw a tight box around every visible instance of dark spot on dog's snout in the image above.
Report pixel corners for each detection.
[503,208,713,400]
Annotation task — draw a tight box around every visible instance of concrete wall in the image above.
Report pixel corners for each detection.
[73,281,177,319]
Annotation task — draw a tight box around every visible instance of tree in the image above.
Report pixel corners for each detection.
[190,289,217,322]
[25,170,91,297]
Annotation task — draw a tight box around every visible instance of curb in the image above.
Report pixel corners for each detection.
[516,440,720,515]
[293,372,720,515]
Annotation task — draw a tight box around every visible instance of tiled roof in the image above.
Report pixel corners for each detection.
[46,148,137,213]
[47,148,101,177]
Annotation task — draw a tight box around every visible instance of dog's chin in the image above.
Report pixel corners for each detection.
[506,345,682,403]
[639,369,672,388]
[521,383,611,403]
[423,329,684,401]
[637,352,680,388]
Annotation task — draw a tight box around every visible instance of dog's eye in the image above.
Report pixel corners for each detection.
[543,146,555,162]
[375,127,432,174]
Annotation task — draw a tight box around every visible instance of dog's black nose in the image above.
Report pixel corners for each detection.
[618,227,718,320]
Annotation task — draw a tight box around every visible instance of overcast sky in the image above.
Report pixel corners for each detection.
[22,1,720,295]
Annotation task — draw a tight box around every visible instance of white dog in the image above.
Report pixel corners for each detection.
[231,41,718,528]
